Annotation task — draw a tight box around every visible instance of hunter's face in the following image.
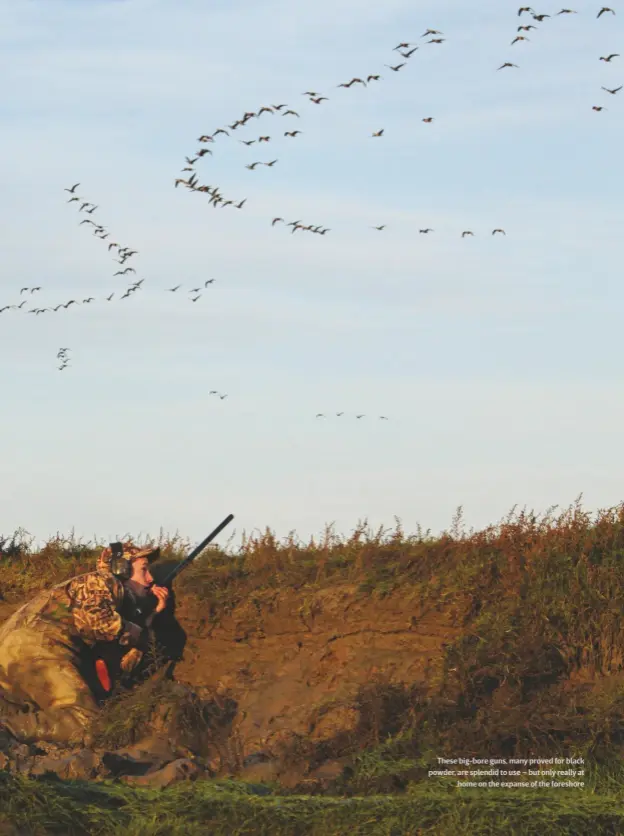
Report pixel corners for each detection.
[130,557,154,587]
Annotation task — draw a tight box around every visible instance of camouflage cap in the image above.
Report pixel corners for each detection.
[119,543,160,563]
[97,542,160,574]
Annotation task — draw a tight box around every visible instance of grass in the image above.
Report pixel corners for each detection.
[1,770,624,836]
[4,494,624,832]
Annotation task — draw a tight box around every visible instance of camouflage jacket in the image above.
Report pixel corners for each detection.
[4,550,144,650]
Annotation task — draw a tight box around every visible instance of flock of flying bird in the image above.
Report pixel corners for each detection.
[3,7,620,419]
[172,5,619,241]
[173,29,445,229]
[172,28,511,238]
[0,182,223,373]
[316,413,390,421]
[497,6,621,113]
[57,348,71,372]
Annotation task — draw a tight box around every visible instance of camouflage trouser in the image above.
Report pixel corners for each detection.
[0,625,98,746]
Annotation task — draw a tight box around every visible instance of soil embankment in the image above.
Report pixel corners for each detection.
[0,576,466,787]
[171,583,466,781]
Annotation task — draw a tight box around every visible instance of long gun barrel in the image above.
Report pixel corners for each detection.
[160,513,235,586]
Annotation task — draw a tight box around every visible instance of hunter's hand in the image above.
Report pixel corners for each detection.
[151,585,169,613]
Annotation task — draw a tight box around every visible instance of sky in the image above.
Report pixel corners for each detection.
[0,0,623,553]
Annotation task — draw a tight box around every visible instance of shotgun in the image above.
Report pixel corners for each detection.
[158,513,235,586]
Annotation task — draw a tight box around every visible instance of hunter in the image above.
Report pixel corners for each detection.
[0,542,171,746]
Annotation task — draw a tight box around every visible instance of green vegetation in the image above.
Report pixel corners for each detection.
[4,495,624,833]
[1,770,624,836]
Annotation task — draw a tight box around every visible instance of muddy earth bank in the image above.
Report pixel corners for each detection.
[0,584,461,790]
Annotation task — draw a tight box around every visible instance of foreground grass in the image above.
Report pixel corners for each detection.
[1,772,624,836]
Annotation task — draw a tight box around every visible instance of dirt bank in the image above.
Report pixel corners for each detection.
[0,580,467,787]
[172,584,467,777]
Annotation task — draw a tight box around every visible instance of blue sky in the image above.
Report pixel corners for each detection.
[1,0,623,551]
